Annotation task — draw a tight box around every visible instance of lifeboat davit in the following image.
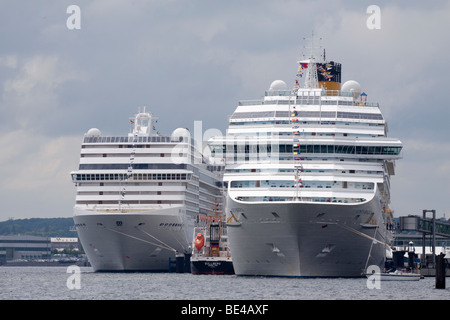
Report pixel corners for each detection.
[194,233,205,251]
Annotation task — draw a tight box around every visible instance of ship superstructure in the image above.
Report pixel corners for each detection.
[71,108,223,271]
[208,46,402,277]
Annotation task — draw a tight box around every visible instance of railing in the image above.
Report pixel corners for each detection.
[233,195,368,204]
[238,99,379,108]
[83,135,177,144]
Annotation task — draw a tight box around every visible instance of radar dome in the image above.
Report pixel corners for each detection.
[341,80,362,99]
[269,80,288,91]
[86,128,101,137]
[171,128,191,142]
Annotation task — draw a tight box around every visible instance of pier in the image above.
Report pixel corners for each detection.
[168,252,191,273]
[397,210,450,279]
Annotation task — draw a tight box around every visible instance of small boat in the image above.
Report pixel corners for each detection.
[366,269,421,281]
[190,214,234,275]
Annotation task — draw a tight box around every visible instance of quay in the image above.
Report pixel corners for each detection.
[420,266,448,277]
[395,210,450,279]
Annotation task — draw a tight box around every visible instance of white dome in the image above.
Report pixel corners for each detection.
[269,80,288,91]
[341,80,362,99]
[171,128,190,142]
[86,128,101,137]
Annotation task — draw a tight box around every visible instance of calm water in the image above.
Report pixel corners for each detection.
[0,266,449,301]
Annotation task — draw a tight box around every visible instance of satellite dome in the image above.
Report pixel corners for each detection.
[269,80,288,91]
[171,128,190,142]
[341,80,362,99]
[86,128,101,137]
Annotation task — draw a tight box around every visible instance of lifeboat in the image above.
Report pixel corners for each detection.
[194,233,205,251]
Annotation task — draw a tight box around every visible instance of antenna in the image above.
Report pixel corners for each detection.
[297,31,325,89]
[302,31,323,61]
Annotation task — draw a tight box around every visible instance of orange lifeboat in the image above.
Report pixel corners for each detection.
[194,233,205,251]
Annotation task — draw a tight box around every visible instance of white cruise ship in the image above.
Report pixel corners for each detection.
[71,108,223,271]
[208,49,402,277]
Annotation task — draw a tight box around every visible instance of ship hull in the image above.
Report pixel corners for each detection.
[73,206,194,271]
[191,258,234,275]
[226,190,391,277]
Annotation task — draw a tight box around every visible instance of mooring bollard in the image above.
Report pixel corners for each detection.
[176,252,185,273]
[184,252,191,273]
[435,253,446,289]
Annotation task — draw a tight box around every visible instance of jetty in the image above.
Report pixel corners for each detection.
[397,210,450,278]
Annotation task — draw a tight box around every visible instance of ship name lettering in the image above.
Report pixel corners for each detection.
[205,261,220,268]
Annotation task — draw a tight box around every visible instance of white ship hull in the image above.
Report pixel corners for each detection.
[226,189,392,277]
[74,206,194,271]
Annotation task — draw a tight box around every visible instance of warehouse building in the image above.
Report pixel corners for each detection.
[0,235,51,262]
[0,235,79,262]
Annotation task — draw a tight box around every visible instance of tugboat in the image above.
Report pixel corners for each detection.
[190,213,234,275]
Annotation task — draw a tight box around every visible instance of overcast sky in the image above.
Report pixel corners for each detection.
[0,0,449,222]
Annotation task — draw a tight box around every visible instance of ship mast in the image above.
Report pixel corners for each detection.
[120,107,158,210]
[301,31,322,89]
[292,32,323,201]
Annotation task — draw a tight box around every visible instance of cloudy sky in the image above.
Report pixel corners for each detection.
[0,0,449,222]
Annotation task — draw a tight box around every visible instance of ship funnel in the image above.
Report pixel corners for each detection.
[317,61,341,93]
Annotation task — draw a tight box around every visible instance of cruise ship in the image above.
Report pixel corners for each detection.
[71,108,223,271]
[208,48,402,277]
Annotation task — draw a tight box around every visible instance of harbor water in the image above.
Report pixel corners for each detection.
[0,266,449,300]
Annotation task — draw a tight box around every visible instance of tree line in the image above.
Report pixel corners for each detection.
[0,218,76,238]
